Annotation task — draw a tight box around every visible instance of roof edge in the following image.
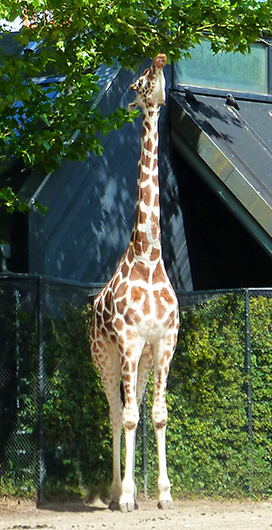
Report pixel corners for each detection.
[170,93,272,258]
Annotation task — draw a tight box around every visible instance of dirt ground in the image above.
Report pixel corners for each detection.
[0,497,272,530]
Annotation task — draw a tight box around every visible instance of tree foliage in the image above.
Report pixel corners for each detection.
[0,0,272,213]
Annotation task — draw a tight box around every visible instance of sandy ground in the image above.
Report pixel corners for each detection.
[0,497,272,530]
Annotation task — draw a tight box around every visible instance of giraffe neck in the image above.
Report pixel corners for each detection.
[130,107,162,264]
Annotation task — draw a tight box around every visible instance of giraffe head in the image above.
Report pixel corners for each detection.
[128,53,167,112]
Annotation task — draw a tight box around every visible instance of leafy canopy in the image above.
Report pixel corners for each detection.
[0,0,272,214]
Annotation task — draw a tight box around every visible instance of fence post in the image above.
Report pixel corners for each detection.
[245,289,253,499]
[37,278,45,503]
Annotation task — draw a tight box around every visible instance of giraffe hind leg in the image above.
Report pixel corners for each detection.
[152,336,176,510]
[136,345,153,407]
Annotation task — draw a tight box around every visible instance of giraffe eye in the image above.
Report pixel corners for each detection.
[138,79,143,88]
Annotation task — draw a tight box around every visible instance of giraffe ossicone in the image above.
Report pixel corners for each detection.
[90,53,179,512]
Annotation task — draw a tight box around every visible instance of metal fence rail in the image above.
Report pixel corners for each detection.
[0,275,272,500]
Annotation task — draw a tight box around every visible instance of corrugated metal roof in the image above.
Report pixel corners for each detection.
[170,91,272,256]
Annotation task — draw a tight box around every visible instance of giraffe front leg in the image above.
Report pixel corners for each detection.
[119,398,139,512]
[152,341,175,510]
[154,425,173,510]
[119,350,141,512]
[108,408,122,510]
[119,427,138,512]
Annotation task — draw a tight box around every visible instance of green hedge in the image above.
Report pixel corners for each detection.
[139,293,250,498]
[42,303,111,497]
[1,291,272,499]
[249,296,272,496]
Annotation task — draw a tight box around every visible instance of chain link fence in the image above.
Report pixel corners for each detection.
[0,275,272,501]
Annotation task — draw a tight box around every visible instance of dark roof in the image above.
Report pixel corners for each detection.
[170,91,272,257]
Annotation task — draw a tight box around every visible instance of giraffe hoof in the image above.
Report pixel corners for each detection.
[120,501,137,512]
[108,500,120,511]
[158,499,173,510]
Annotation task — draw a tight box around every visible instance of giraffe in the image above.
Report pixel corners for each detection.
[90,53,179,512]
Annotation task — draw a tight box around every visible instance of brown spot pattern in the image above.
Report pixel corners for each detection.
[103,309,111,322]
[116,298,127,314]
[135,230,149,255]
[154,194,159,207]
[96,297,103,313]
[144,138,153,151]
[104,290,111,310]
[135,239,142,256]
[113,274,120,291]
[141,171,149,183]
[145,120,151,131]
[153,261,166,284]
[165,311,176,328]
[115,282,128,299]
[152,225,158,240]
[150,247,160,261]
[127,246,134,263]
[151,212,159,239]
[151,212,159,224]
[154,291,167,319]
[143,292,151,315]
[121,262,129,279]
[96,313,102,329]
[126,329,138,340]
[139,210,147,224]
[140,185,152,207]
[123,360,130,372]
[142,153,151,169]
[104,320,112,333]
[130,261,150,282]
[160,287,174,305]
[125,308,141,325]
[131,285,144,303]
[152,174,158,186]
